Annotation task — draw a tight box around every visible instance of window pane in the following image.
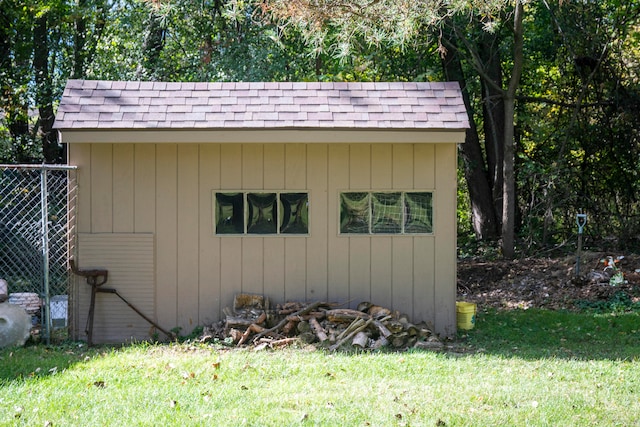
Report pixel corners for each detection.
[371,192,402,234]
[247,193,277,234]
[215,192,244,234]
[340,192,370,234]
[405,192,433,233]
[280,193,309,234]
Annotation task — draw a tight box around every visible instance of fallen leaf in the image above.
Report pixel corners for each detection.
[212,362,220,369]
[169,400,177,408]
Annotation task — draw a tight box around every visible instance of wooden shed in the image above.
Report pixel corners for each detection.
[53,80,468,343]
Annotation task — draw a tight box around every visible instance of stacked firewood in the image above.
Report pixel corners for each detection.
[199,294,443,351]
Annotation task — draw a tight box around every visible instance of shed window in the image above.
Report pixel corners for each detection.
[214,192,309,235]
[340,191,432,234]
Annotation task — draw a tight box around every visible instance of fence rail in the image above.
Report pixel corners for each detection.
[0,164,77,344]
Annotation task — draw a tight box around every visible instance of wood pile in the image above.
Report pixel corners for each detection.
[199,294,443,351]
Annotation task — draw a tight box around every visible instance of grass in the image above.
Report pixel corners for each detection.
[1,308,640,426]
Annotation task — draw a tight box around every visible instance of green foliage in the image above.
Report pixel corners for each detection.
[2,0,640,255]
[575,291,640,314]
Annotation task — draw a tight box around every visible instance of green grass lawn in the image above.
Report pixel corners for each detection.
[1,308,639,426]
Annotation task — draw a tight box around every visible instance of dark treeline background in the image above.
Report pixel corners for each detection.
[1,0,639,257]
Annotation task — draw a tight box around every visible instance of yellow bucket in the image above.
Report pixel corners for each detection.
[456,301,477,330]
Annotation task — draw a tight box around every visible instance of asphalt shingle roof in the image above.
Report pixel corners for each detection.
[53,80,469,130]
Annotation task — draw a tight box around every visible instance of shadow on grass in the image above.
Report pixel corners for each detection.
[460,308,640,361]
[0,342,102,384]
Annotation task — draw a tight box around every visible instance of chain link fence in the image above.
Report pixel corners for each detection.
[0,165,77,344]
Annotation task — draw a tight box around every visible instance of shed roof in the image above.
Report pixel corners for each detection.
[53,80,469,131]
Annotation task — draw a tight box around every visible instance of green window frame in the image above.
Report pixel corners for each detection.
[214,191,309,235]
[340,191,433,235]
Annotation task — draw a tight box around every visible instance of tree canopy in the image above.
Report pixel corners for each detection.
[1,0,640,256]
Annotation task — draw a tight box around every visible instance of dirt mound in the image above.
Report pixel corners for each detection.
[457,252,640,310]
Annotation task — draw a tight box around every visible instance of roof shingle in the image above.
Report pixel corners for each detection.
[53,80,469,130]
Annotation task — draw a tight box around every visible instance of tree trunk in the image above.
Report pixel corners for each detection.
[478,29,505,223]
[501,0,525,259]
[441,29,500,240]
[33,13,61,163]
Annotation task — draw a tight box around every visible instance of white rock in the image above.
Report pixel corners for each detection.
[0,303,32,348]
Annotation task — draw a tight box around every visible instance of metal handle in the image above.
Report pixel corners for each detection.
[576,214,587,234]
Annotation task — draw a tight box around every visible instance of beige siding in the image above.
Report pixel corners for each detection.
[69,140,459,340]
[327,144,350,304]
[134,144,156,233]
[198,144,221,324]
[155,144,178,328]
[177,144,200,331]
[434,143,458,337]
[306,144,328,301]
[112,144,134,233]
[76,233,155,343]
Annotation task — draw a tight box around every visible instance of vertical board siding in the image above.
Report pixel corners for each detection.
[434,144,457,337]
[370,144,393,307]
[219,144,242,310]
[70,143,91,336]
[91,144,113,232]
[177,144,200,333]
[198,144,221,324]
[391,144,415,319]
[327,144,350,303]
[348,144,371,307]
[155,144,178,328]
[413,144,436,327]
[263,144,285,302]
[306,144,328,302]
[72,141,457,341]
[284,144,307,301]
[241,144,265,296]
[134,144,156,233]
[112,144,134,233]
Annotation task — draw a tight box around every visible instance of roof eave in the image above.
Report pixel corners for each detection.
[56,127,468,144]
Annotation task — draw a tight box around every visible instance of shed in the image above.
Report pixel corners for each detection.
[53,80,468,343]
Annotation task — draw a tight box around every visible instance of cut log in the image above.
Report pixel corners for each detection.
[371,336,389,349]
[386,320,404,334]
[326,309,370,323]
[299,331,317,344]
[368,305,392,319]
[309,317,328,342]
[391,332,408,348]
[372,319,393,338]
[329,318,372,351]
[336,318,366,341]
[234,293,265,311]
[297,320,311,334]
[225,311,266,330]
[352,331,370,348]
[282,319,298,335]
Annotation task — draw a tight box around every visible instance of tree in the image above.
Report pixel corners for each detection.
[0,0,108,163]
[264,0,525,257]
